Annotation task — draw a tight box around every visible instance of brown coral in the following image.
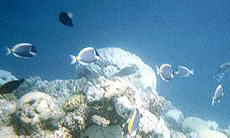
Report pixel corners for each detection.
[62,95,86,112]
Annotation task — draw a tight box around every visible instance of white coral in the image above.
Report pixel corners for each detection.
[0,69,17,86]
[153,118,171,138]
[163,109,184,130]
[139,110,158,134]
[17,91,55,124]
[114,96,135,119]
[75,47,157,94]
[182,117,227,138]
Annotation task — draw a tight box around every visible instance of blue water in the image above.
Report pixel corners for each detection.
[0,0,230,128]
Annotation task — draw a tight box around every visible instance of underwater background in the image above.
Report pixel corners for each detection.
[0,0,230,129]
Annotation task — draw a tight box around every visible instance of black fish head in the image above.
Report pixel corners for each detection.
[31,46,37,54]
[59,11,73,27]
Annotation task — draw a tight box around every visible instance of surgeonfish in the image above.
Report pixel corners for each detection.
[215,61,230,82]
[59,11,73,27]
[212,84,224,107]
[175,65,194,77]
[70,47,100,65]
[0,79,25,95]
[156,64,174,82]
[6,43,37,59]
[124,108,140,138]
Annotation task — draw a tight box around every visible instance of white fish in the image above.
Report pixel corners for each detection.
[6,43,37,59]
[175,65,194,77]
[70,47,100,65]
[156,64,174,82]
[212,84,224,107]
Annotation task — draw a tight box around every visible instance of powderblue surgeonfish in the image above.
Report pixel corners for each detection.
[6,43,37,59]
[59,11,73,27]
[214,61,230,82]
[124,108,140,138]
[212,84,224,107]
[70,47,100,65]
[156,64,174,82]
[175,65,194,78]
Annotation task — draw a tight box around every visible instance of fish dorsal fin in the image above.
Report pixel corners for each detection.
[95,48,100,57]
[78,47,94,57]
[155,65,160,75]
[13,43,32,49]
[211,96,215,107]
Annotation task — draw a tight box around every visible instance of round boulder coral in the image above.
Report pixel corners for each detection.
[15,91,55,135]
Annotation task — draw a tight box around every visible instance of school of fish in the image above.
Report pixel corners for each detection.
[2,9,229,138]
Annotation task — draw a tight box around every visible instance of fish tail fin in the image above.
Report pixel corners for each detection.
[190,69,195,75]
[70,55,77,65]
[155,65,160,75]
[5,47,11,56]
[211,97,215,107]
[95,56,100,60]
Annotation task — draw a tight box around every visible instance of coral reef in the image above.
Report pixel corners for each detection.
[152,118,171,138]
[0,99,17,126]
[170,130,187,138]
[30,126,72,138]
[75,47,157,94]
[138,109,158,136]
[0,126,17,138]
[84,125,122,138]
[163,109,184,130]
[0,69,17,86]
[63,103,89,137]
[0,47,229,137]
[91,115,110,127]
[207,120,219,130]
[62,94,86,112]
[15,76,88,105]
[149,95,175,118]
[182,117,227,138]
[15,91,56,135]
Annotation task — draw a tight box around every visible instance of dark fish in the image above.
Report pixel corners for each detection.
[215,62,230,82]
[59,11,73,27]
[6,43,37,59]
[0,79,25,94]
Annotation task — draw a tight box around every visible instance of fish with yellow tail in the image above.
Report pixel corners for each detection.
[69,47,100,65]
[6,43,37,59]
[123,108,140,138]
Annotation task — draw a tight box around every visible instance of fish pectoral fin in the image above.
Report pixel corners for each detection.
[78,61,89,65]
[155,65,160,75]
